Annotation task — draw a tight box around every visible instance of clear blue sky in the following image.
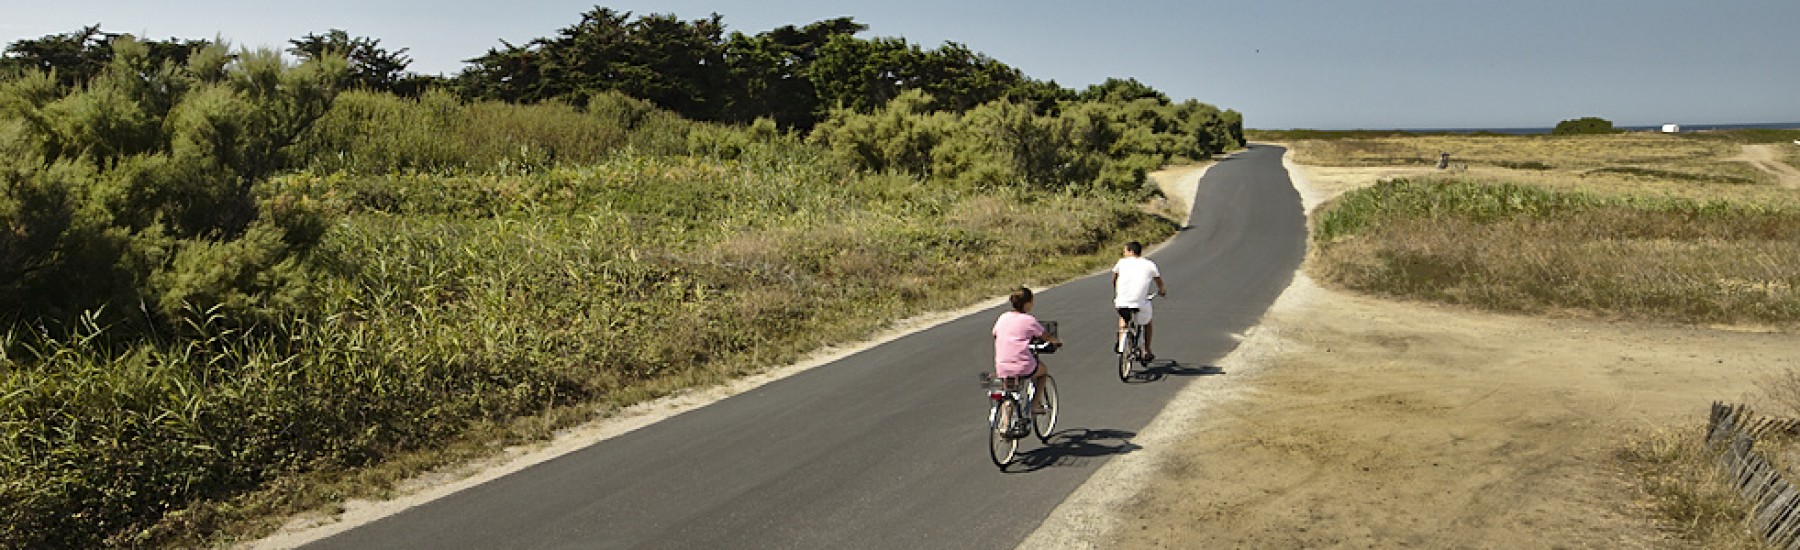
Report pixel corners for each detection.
[6,1,1795,129]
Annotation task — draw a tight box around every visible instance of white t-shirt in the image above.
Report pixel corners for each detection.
[1112,256,1160,308]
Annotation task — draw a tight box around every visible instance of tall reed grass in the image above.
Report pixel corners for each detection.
[294,90,699,174]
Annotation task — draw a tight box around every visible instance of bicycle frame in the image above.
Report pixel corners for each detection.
[1119,318,1144,353]
[1116,300,1151,381]
[985,369,1037,432]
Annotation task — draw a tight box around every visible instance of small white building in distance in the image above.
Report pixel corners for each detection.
[1661,124,1681,133]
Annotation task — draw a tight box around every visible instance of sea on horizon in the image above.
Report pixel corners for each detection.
[1362,121,1800,135]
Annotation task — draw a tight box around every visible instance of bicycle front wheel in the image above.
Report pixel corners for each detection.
[989,397,1019,469]
[1032,376,1059,443]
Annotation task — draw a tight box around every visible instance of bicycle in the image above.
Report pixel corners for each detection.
[983,328,1060,470]
[1116,297,1154,382]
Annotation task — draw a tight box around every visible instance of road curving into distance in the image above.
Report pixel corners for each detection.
[303,144,1306,549]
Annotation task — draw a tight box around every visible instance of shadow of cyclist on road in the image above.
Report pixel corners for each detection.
[1007,428,1141,472]
[1125,360,1225,384]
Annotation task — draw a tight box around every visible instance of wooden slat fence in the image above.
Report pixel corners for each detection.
[1708,402,1800,549]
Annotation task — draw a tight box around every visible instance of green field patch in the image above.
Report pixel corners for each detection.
[1584,166,1758,185]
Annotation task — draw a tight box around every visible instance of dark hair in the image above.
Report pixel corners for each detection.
[1125,241,1143,255]
[1008,286,1033,312]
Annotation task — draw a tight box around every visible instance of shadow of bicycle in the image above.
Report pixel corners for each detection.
[1006,428,1141,472]
[1125,360,1225,384]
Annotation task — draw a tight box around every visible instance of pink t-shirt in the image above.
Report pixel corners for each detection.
[992,311,1045,378]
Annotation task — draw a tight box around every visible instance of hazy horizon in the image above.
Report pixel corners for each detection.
[1307,120,1800,132]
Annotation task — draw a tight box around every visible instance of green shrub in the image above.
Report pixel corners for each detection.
[2,49,337,337]
[1552,116,1617,136]
[809,89,1239,194]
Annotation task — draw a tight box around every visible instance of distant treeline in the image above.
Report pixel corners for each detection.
[1,8,1241,133]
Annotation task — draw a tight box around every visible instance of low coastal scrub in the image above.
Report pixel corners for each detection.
[1312,179,1800,328]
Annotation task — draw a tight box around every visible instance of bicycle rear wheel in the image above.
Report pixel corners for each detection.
[1032,376,1059,443]
[1117,331,1136,382]
[989,397,1019,468]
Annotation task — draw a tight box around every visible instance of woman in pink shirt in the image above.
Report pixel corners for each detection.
[993,287,1060,418]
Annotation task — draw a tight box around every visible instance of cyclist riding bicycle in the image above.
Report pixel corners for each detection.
[1112,241,1167,361]
[993,287,1060,423]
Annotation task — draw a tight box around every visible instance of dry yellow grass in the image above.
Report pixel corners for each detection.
[1289,133,1800,206]
[1300,133,1800,328]
[1618,428,1762,549]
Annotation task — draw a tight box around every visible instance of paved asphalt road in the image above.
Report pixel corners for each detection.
[306,144,1306,549]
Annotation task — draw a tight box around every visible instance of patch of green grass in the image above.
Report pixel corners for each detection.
[1585,166,1757,185]
[1490,159,1551,170]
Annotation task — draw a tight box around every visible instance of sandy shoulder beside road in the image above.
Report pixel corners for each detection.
[1024,149,1800,548]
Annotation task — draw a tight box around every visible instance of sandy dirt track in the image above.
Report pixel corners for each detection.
[1735,144,1800,189]
[1024,149,1800,548]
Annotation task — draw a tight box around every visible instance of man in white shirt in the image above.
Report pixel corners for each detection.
[1112,241,1168,360]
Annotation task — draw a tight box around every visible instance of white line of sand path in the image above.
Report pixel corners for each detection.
[1734,144,1800,189]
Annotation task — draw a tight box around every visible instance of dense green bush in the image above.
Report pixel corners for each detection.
[0,39,339,334]
[1552,116,1617,136]
[808,88,1240,193]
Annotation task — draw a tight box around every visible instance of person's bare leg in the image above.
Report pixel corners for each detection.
[1032,369,1048,412]
[1000,397,1016,433]
[1144,322,1154,358]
